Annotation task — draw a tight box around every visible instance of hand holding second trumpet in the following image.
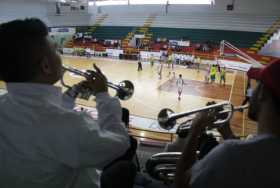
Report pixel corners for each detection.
[83,64,108,95]
[191,110,217,134]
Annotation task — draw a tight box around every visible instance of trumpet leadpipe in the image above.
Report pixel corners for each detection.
[168,101,232,122]
[233,104,249,111]
[219,104,249,114]
[62,65,89,77]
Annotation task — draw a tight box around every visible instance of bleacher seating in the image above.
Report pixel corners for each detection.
[101,13,148,27]
[76,26,262,48]
[149,27,262,48]
[152,13,277,33]
[259,29,280,57]
[82,12,279,48]
[92,26,133,39]
[100,12,278,33]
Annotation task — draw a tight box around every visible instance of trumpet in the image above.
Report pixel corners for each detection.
[61,65,134,100]
[158,102,249,130]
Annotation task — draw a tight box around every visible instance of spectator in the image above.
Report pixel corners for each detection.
[175,60,280,188]
[150,55,155,67]
[0,18,130,188]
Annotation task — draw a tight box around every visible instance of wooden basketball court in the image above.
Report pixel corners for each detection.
[60,56,257,139]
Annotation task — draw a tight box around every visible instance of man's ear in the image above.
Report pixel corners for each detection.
[40,57,52,75]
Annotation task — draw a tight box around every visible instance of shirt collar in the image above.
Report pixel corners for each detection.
[6,83,63,106]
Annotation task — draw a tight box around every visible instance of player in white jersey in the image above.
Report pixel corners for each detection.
[167,54,175,79]
[158,61,163,79]
[176,74,185,100]
[171,57,176,79]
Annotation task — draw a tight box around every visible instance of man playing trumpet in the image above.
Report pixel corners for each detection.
[0,18,131,188]
[175,60,280,188]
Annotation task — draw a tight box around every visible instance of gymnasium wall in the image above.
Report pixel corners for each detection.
[0,0,49,24]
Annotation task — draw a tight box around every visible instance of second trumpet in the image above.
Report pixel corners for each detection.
[158,102,249,130]
[61,65,134,100]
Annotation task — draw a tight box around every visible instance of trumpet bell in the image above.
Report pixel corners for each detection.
[116,80,134,100]
[158,108,176,130]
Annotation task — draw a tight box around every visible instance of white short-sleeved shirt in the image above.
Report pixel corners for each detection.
[177,78,184,88]
[0,83,130,188]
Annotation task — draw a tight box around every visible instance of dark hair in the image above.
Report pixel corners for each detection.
[0,18,48,82]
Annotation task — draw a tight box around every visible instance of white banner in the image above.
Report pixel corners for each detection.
[140,51,163,60]
[85,48,95,55]
[106,49,123,57]
[173,53,195,62]
[50,27,76,35]
[178,41,190,47]
[169,40,190,47]
[134,34,145,39]
[63,48,74,54]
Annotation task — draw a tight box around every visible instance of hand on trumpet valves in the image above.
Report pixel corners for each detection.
[83,64,108,95]
[191,110,218,134]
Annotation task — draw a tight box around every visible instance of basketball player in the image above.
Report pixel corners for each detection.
[158,61,163,79]
[171,56,176,79]
[216,58,221,73]
[220,66,226,85]
[196,57,201,73]
[85,47,91,58]
[204,64,210,83]
[210,64,217,83]
[167,54,172,68]
[167,55,173,78]
[150,54,154,67]
[137,61,143,71]
[176,74,185,100]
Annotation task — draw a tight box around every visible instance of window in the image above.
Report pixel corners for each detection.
[95,0,128,6]
[130,0,167,5]
[88,1,94,6]
[169,0,214,5]
[91,0,214,6]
